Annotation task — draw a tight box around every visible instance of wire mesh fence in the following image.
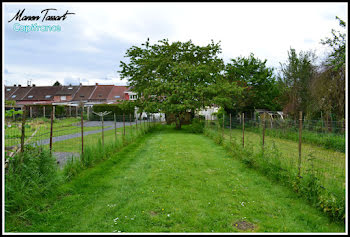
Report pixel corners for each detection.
[4,105,162,169]
[204,112,345,200]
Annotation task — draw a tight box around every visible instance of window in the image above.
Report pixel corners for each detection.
[68,87,73,90]
[98,94,102,97]
[11,95,16,98]
[28,95,33,99]
[6,88,11,91]
[114,95,120,99]
[61,96,67,101]
[45,95,51,99]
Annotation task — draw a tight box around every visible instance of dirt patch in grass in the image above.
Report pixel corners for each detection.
[150,211,158,216]
[233,221,256,231]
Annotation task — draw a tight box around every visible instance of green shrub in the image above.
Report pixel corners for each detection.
[187,118,205,133]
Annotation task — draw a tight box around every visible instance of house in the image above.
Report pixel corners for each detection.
[4,84,132,109]
[107,85,128,103]
[6,85,33,103]
[54,85,81,103]
[16,86,61,105]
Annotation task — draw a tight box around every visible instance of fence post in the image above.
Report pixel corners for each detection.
[242,112,245,148]
[114,113,117,143]
[123,113,125,137]
[50,105,54,154]
[298,111,302,178]
[101,113,104,148]
[135,113,138,130]
[43,106,46,118]
[262,112,266,148]
[87,106,90,121]
[29,106,32,118]
[130,113,132,137]
[76,105,78,118]
[69,106,72,117]
[229,113,232,142]
[222,113,225,138]
[81,101,84,156]
[20,105,27,153]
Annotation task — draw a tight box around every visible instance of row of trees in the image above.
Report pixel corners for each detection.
[119,17,346,129]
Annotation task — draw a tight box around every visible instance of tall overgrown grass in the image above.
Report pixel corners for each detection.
[5,146,60,216]
[203,126,345,222]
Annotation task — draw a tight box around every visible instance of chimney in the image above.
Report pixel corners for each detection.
[14,84,16,87]
[80,82,82,86]
[18,84,21,87]
[32,84,36,87]
[95,83,99,86]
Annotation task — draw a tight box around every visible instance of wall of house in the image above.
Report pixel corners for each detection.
[53,95,72,102]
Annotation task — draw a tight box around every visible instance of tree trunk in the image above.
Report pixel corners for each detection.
[175,113,182,130]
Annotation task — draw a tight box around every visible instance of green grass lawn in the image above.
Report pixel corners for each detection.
[5,126,344,233]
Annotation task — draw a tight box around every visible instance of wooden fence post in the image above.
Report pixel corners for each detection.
[53,105,56,120]
[87,106,90,121]
[101,113,104,148]
[20,105,26,153]
[50,105,54,154]
[130,113,132,137]
[114,113,117,143]
[230,113,232,142]
[43,106,46,118]
[242,112,245,148]
[262,112,266,148]
[222,113,225,138]
[123,113,125,137]
[76,105,78,118]
[298,111,302,177]
[30,106,32,118]
[69,106,72,117]
[81,102,84,156]
[135,113,138,130]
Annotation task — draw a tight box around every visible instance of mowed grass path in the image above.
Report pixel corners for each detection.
[7,127,344,233]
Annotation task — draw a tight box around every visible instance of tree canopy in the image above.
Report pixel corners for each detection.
[225,53,281,115]
[119,39,240,128]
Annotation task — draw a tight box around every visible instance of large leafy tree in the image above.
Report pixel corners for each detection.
[225,53,281,116]
[321,16,346,71]
[119,39,234,129]
[279,48,317,119]
[310,16,346,121]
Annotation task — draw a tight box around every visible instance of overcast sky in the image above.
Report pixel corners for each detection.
[2,2,347,87]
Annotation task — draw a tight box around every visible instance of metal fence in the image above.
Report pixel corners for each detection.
[4,105,161,168]
[204,112,345,199]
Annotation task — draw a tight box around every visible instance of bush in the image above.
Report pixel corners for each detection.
[187,118,205,133]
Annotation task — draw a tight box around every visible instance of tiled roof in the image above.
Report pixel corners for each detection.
[55,85,81,96]
[5,86,19,100]
[7,86,33,100]
[89,85,114,100]
[22,86,61,101]
[72,86,96,101]
[107,86,128,100]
